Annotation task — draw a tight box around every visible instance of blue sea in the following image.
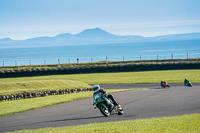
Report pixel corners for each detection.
[0,40,200,67]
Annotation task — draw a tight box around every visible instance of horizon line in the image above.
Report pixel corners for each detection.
[1,27,200,40]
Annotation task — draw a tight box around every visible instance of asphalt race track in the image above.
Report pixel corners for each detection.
[0,83,200,132]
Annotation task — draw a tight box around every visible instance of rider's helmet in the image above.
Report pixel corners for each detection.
[93,84,100,93]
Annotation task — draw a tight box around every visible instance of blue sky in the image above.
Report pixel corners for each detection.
[0,0,200,40]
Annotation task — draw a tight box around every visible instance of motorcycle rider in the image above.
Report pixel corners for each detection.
[160,80,164,87]
[160,80,168,87]
[160,80,166,87]
[184,78,192,87]
[184,78,188,86]
[93,84,121,112]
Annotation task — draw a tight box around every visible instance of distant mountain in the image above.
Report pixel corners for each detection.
[0,37,15,43]
[25,36,56,43]
[74,28,116,38]
[149,33,200,41]
[54,33,73,38]
[0,28,200,48]
[54,28,145,44]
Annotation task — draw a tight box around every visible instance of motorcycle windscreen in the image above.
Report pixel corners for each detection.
[94,93,100,100]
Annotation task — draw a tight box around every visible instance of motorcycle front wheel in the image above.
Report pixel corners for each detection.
[99,104,110,117]
[118,109,124,115]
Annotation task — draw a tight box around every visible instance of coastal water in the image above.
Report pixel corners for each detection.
[0,40,200,66]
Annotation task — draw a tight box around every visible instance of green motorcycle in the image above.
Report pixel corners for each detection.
[93,93,123,117]
[185,80,192,87]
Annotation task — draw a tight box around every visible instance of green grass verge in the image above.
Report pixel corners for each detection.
[0,69,199,84]
[10,114,200,133]
[0,80,91,96]
[0,89,138,116]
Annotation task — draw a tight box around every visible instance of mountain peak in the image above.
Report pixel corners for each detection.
[1,37,12,40]
[54,33,72,38]
[82,27,106,32]
[0,37,14,43]
[75,28,116,38]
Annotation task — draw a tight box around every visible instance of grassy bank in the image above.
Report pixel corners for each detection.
[0,89,138,116]
[10,114,200,133]
[0,69,199,84]
[0,80,91,96]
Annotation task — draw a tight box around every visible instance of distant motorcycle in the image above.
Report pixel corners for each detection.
[185,80,192,87]
[161,81,170,88]
[93,94,123,117]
